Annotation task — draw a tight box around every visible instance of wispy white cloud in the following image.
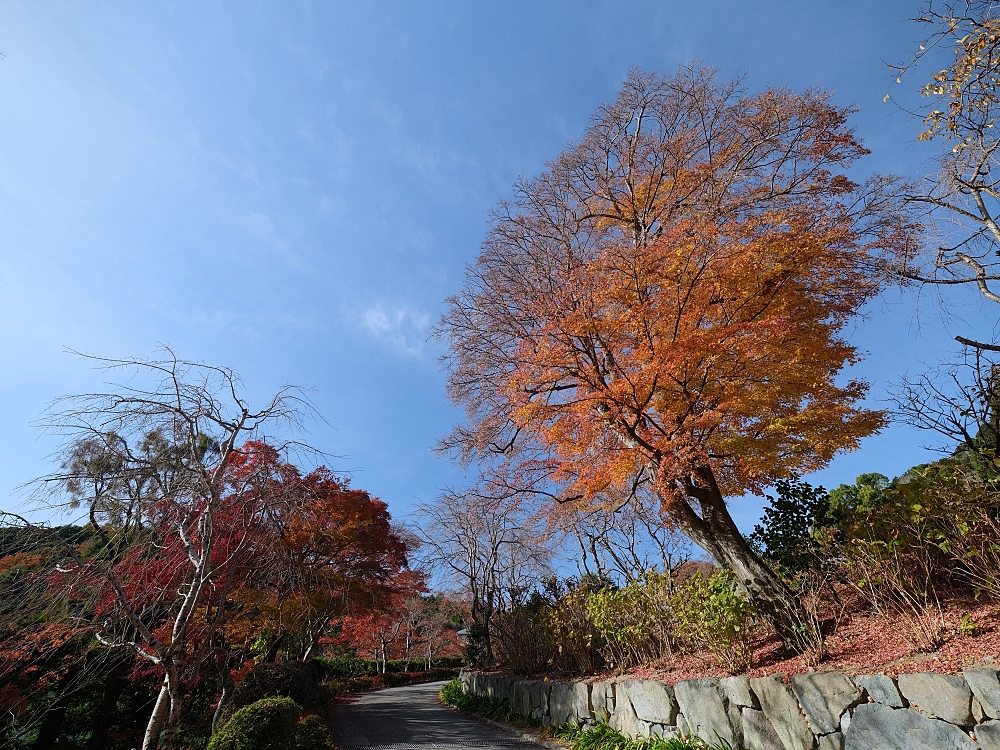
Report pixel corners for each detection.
[246,211,295,261]
[318,194,344,216]
[359,303,432,356]
[296,119,317,145]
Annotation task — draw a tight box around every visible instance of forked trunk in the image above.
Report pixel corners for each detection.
[263,630,288,663]
[667,465,816,654]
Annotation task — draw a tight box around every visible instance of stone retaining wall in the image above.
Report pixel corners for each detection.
[459,667,1000,749]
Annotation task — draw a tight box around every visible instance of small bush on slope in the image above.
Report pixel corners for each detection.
[207,696,337,750]
[221,662,325,725]
[673,572,757,675]
[207,697,300,750]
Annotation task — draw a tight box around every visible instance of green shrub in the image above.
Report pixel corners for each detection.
[324,668,459,698]
[314,655,462,680]
[314,656,380,679]
[432,655,465,669]
[207,696,300,750]
[586,572,676,669]
[750,476,839,577]
[439,678,518,723]
[832,462,1000,651]
[294,715,337,750]
[208,695,338,750]
[839,462,1000,600]
[673,571,756,675]
[464,622,492,668]
[749,476,843,656]
[324,675,382,696]
[383,656,463,672]
[558,720,735,750]
[439,677,468,708]
[221,662,323,726]
[383,668,458,687]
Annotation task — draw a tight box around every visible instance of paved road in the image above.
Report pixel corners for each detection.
[329,681,544,750]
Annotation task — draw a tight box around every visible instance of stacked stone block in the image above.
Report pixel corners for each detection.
[459,666,1000,749]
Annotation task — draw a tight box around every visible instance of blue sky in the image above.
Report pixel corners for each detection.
[1,1,995,534]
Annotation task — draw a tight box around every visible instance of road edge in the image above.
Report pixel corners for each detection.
[436,695,566,750]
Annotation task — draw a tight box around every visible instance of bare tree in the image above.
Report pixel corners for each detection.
[26,350,310,750]
[411,489,551,664]
[416,599,457,670]
[890,2,1000,350]
[553,495,691,584]
[893,347,1000,460]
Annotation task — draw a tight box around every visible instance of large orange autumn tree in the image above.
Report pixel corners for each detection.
[438,66,920,650]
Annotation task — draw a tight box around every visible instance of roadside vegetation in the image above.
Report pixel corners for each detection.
[6,3,1000,748]
[420,0,1000,685]
[438,679,739,750]
[0,354,465,750]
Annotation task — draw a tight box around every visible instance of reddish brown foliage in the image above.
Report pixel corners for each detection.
[606,590,1000,684]
[228,456,414,657]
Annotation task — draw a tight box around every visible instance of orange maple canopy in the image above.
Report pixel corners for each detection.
[502,214,885,502]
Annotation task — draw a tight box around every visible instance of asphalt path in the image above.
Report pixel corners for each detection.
[329,681,545,750]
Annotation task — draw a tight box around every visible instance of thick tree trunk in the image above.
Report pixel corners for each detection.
[476,596,496,666]
[667,465,816,653]
[162,676,184,750]
[141,677,171,750]
[29,704,68,750]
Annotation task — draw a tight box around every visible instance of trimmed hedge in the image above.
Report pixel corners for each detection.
[207,696,337,750]
[326,668,459,697]
[221,662,324,726]
[313,656,463,679]
[294,715,337,750]
[207,697,300,750]
[384,668,458,687]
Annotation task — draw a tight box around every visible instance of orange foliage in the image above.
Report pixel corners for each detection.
[505,212,885,503]
[0,622,80,716]
[0,553,44,576]
[439,66,919,642]
[443,66,915,509]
